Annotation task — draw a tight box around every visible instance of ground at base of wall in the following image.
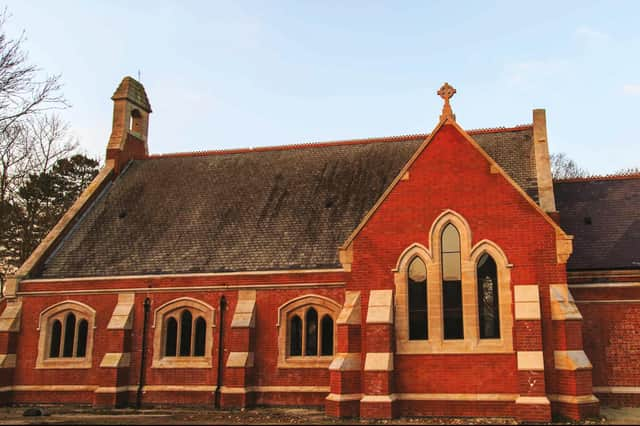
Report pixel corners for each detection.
[0,406,621,425]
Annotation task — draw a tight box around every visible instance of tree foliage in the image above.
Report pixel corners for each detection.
[550,152,589,180]
[0,10,98,294]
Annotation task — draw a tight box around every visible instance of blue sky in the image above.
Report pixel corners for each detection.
[4,0,639,174]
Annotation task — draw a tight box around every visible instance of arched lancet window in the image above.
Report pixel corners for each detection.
[408,257,428,340]
[321,315,334,356]
[165,317,178,356]
[49,320,62,358]
[477,253,500,339]
[290,315,302,356]
[305,308,318,356]
[76,319,88,357]
[194,317,206,356]
[280,295,339,364]
[62,312,76,357]
[442,224,463,340]
[179,310,193,356]
[153,297,214,366]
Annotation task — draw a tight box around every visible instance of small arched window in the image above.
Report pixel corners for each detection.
[49,320,62,358]
[442,224,463,340]
[194,317,207,356]
[321,315,334,356]
[47,311,89,359]
[305,308,318,356]
[477,253,500,339]
[153,298,215,368]
[179,310,193,356]
[290,315,302,356]
[281,295,338,363]
[408,257,428,340]
[165,317,178,356]
[162,307,209,358]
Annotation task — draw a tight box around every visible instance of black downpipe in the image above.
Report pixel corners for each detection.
[136,297,151,409]
[214,295,227,409]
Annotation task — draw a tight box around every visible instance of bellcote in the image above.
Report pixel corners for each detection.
[106,76,152,173]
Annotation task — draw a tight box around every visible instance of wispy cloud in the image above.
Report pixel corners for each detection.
[575,26,611,47]
[623,84,640,95]
[503,60,569,87]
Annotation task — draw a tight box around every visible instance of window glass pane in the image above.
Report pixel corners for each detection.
[477,254,500,339]
[179,310,193,356]
[442,224,460,253]
[49,320,62,358]
[194,317,206,356]
[76,320,88,357]
[63,313,76,357]
[305,308,318,356]
[290,315,302,356]
[165,317,177,356]
[443,281,463,339]
[321,315,334,356]
[408,257,428,340]
[442,252,461,281]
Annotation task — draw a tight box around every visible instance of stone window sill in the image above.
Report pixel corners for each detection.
[151,356,212,369]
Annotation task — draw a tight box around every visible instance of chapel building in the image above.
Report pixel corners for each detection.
[1,78,639,422]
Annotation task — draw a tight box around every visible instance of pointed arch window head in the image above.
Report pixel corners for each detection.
[408,257,428,340]
[37,301,95,368]
[477,253,500,339]
[279,295,339,366]
[153,297,215,368]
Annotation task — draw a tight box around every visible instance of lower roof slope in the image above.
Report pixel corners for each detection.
[554,175,640,271]
[38,127,536,278]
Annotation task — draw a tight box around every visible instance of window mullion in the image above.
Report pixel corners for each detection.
[176,315,181,358]
[190,313,196,356]
[301,313,306,359]
[58,315,66,358]
[72,316,80,357]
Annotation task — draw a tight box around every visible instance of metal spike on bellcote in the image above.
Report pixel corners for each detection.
[438,82,456,122]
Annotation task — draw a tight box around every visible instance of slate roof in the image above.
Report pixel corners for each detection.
[554,175,640,271]
[37,126,538,278]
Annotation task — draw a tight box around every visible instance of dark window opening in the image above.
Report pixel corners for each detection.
[408,257,428,340]
[194,317,206,356]
[76,319,88,357]
[321,315,334,355]
[584,216,592,225]
[165,317,177,356]
[62,313,76,357]
[305,308,318,356]
[477,254,500,339]
[290,315,302,356]
[49,320,62,358]
[179,310,193,356]
[442,224,463,340]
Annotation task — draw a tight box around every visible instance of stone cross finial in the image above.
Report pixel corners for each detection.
[438,82,456,122]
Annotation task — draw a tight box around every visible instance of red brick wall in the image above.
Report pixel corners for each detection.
[350,124,566,397]
[572,283,640,406]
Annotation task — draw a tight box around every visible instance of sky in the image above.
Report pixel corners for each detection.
[3,0,639,174]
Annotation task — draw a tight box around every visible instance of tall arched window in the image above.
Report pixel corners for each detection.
[179,310,193,356]
[442,224,463,340]
[76,319,89,357]
[477,253,500,339]
[408,257,428,340]
[305,308,318,356]
[194,317,207,356]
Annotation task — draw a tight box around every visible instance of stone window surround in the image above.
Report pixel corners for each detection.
[277,294,341,369]
[394,210,514,354]
[152,297,215,369]
[35,300,96,369]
